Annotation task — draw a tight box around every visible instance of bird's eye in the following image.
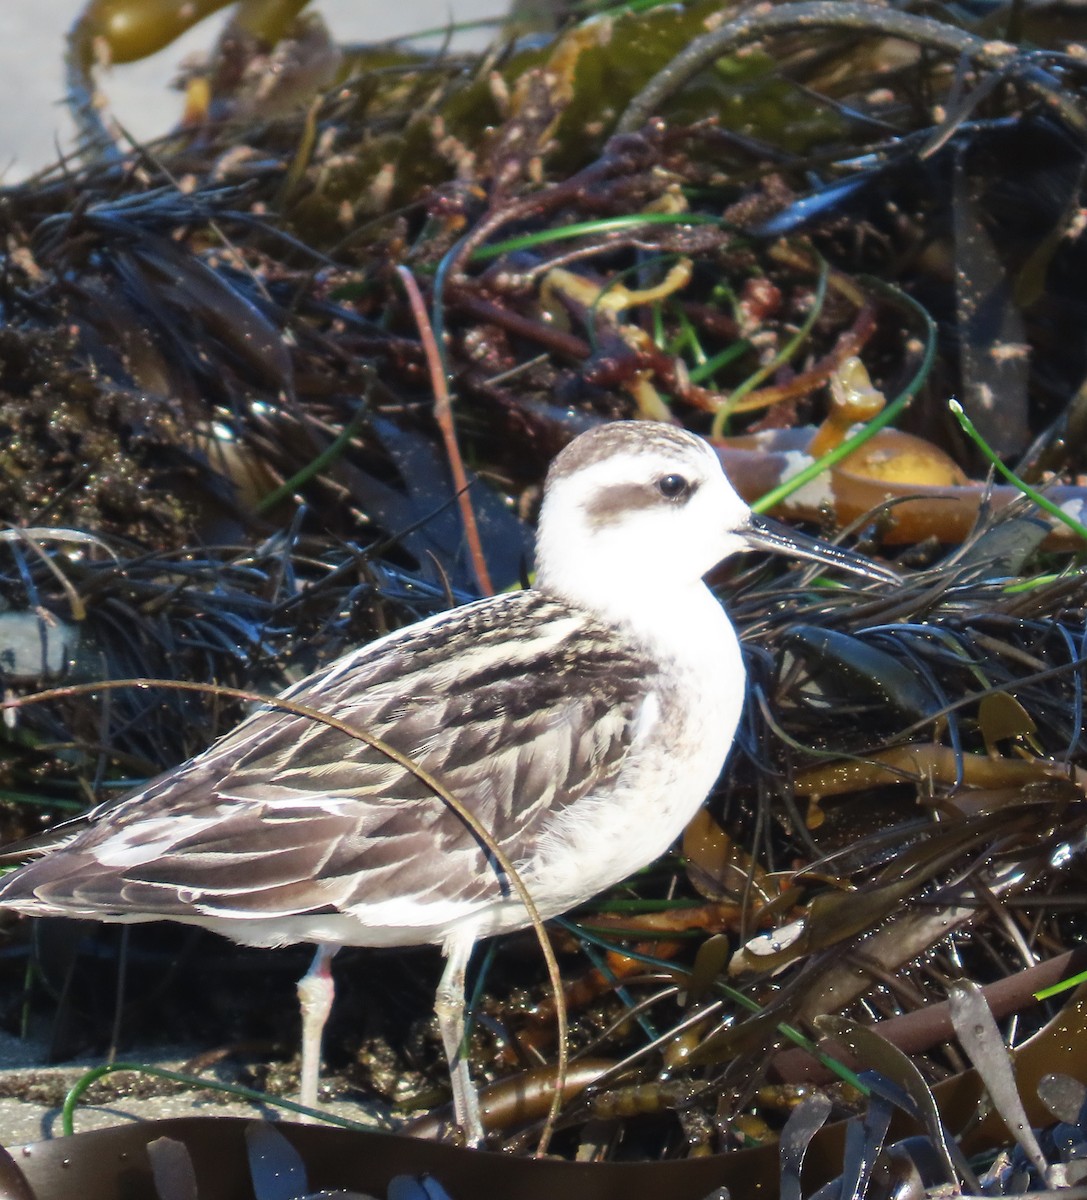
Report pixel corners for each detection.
[656,473,691,500]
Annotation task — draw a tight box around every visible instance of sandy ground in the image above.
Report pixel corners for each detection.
[0,0,508,181]
[0,1026,390,1147]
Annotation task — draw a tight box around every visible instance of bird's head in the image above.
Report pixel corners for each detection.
[535,421,897,616]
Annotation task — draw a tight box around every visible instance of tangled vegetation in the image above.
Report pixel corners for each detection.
[2,1,1087,1195]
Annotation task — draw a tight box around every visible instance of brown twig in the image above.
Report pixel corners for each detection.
[396,265,494,597]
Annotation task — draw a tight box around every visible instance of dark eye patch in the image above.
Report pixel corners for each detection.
[583,476,698,528]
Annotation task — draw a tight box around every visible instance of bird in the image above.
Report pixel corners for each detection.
[0,420,896,1146]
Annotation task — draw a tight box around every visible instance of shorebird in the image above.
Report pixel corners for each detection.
[0,421,895,1145]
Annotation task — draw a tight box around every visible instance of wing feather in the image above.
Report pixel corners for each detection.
[0,591,662,924]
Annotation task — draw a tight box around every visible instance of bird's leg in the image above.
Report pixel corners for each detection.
[296,943,339,1117]
[436,929,484,1147]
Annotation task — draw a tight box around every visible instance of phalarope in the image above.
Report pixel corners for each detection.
[0,421,895,1145]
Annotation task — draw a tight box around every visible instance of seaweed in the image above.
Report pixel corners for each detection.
[3,0,1087,1186]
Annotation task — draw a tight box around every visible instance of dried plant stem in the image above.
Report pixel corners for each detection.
[396,265,494,597]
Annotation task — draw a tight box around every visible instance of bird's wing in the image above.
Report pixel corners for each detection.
[0,592,660,919]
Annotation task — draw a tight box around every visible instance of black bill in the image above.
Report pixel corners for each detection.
[742,514,900,584]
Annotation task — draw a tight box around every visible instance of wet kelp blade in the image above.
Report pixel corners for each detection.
[779,1092,833,1200]
[0,1145,35,1200]
[948,979,1051,1183]
[147,1136,199,1200]
[834,1091,895,1200]
[8,1116,788,1200]
[814,1015,977,1192]
[244,1122,310,1200]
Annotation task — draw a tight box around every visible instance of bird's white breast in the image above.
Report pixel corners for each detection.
[517,584,744,919]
